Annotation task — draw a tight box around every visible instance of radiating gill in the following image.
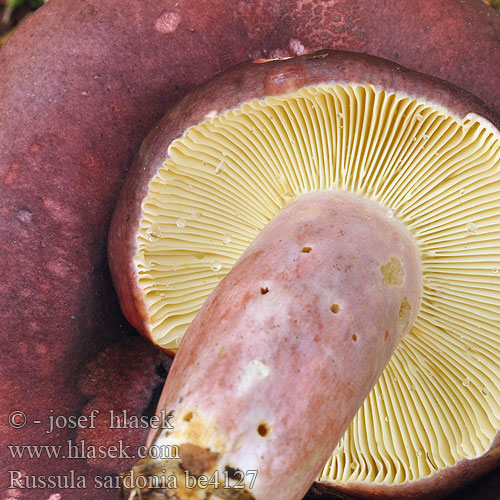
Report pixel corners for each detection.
[136,84,500,486]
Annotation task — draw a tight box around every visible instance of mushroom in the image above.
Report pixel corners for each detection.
[109,51,500,499]
[3,1,500,497]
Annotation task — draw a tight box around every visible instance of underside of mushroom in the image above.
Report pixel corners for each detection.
[109,52,500,500]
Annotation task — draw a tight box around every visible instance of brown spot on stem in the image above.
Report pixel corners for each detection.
[399,298,411,334]
[225,466,242,479]
[257,423,270,437]
[179,443,220,477]
[380,257,404,286]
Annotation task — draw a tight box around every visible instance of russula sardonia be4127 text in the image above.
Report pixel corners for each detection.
[110,52,500,499]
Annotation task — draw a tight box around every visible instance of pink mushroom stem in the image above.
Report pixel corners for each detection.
[121,190,422,500]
